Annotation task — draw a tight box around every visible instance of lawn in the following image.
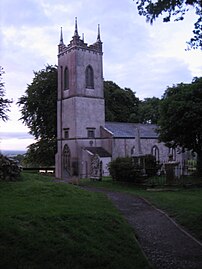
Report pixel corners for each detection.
[0,173,151,269]
[81,177,202,241]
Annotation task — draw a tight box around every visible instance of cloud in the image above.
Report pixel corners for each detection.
[0,132,34,151]
[0,137,34,151]
[1,0,201,151]
[0,132,32,140]
[1,0,49,27]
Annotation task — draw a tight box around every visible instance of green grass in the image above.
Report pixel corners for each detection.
[0,173,151,269]
[136,188,202,241]
[80,177,202,241]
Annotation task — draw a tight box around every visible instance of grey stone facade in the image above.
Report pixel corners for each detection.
[55,19,105,179]
[55,19,186,179]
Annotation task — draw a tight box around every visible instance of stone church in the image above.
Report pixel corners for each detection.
[55,19,186,179]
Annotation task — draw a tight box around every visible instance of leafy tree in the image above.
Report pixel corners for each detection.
[23,139,56,167]
[135,0,202,49]
[18,65,57,166]
[0,66,12,121]
[104,81,140,122]
[158,77,202,175]
[138,97,161,124]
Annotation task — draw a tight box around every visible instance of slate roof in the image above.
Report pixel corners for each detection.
[85,147,112,157]
[104,122,158,138]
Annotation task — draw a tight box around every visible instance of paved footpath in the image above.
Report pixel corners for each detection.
[82,187,202,269]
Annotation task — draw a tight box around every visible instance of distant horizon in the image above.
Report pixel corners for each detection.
[1,149,27,156]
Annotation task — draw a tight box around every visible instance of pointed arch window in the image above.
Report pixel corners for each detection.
[168,148,176,161]
[85,65,94,89]
[151,145,159,162]
[64,67,69,90]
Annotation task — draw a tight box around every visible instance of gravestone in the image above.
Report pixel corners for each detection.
[90,154,102,181]
[165,154,179,184]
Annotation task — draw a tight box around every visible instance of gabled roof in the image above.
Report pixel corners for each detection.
[104,122,158,138]
[85,147,111,157]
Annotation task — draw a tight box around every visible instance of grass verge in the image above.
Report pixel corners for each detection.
[0,173,151,269]
[80,177,202,241]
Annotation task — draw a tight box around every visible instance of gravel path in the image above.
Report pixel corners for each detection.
[82,186,202,269]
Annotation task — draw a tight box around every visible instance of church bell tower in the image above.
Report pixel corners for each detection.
[55,18,105,179]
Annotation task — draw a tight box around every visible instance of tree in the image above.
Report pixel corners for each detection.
[23,139,56,167]
[18,65,57,166]
[135,0,202,49]
[138,97,161,124]
[104,81,140,122]
[158,77,202,175]
[0,66,12,121]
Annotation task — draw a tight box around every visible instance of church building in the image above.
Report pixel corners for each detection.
[55,19,186,179]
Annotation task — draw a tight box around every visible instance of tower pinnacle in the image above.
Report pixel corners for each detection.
[59,27,64,45]
[97,24,101,42]
[74,17,79,37]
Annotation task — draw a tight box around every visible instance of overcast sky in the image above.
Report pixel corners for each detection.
[0,0,202,151]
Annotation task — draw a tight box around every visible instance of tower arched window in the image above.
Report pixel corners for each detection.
[64,67,69,90]
[85,65,94,89]
[151,145,159,162]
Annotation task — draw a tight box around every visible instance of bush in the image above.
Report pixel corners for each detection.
[109,157,141,182]
[0,154,21,181]
[109,155,160,183]
[133,154,160,177]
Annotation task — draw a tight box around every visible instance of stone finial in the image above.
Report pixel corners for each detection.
[97,24,101,42]
[74,17,79,37]
[58,26,66,53]
[59,27,64,45]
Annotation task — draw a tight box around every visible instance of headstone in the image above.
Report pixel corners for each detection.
[90,154,102,181]
[165,154,179,184]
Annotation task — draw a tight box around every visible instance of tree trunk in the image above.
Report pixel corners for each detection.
[197,150,202,176]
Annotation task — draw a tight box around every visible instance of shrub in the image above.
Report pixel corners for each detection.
[0,154,21,181]
[109,155,160,183]
[109,157,141,182]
